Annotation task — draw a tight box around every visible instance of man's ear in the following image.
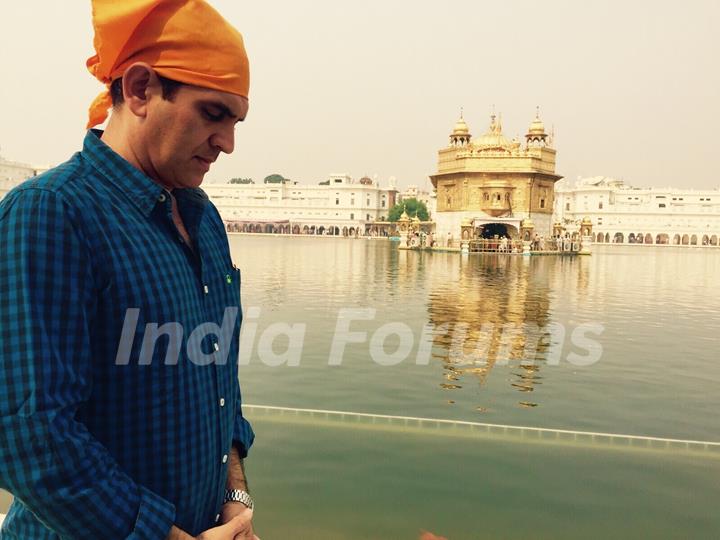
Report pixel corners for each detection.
[121,62,162,119]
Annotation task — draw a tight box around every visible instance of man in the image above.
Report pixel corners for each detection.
[0,1,258,538]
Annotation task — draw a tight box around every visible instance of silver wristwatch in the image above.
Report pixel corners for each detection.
[223,489,254,510]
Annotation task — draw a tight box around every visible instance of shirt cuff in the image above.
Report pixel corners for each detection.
[126,485,176,540]
[232,414,255,458]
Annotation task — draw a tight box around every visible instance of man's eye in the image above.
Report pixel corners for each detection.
[203,108,224,121]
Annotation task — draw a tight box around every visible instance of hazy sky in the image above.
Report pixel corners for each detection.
[1,0,718,191]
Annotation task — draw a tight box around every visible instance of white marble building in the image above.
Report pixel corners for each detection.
[203,174,398,235]
[554,176,720,246]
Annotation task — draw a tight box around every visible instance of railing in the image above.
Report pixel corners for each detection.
[466,238,581,253]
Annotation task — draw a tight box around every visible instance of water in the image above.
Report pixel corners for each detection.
[230,237,720,539]
[4,239,719,537]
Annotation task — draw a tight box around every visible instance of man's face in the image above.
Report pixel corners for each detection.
[143,84,248,189]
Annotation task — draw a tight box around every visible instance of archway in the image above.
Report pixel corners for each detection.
[302,225,309,234]
[702,235,710,246]
[309,225,316,235]
[333,226,340,236]
[318,226,326,235]
[342,226,348,237]
[673,234,680,245]
[349,227,356,236]
[656,234,669,245]
[595,233,604,243]
[628,233,636,243]
[681,234,689,245]
[479,223,518,239]
[711,235,718,246]
[293,225,300,234]
[614,232,624,243]
[605,233,610,243]
[691,235,698,245]
[644,233,653,244]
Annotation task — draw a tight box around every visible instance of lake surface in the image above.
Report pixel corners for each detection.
[231,237,720,539]
[3,239,719,538]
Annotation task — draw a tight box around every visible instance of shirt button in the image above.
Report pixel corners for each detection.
[222,454,228,464]
[213,342,220,352]
[203,285,209,294]
[220,397,225,407]
[158,193,167,203]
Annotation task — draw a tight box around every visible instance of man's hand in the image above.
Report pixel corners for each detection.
[219,501,258,540]
[165,509,256,540]
[198,507,256,540]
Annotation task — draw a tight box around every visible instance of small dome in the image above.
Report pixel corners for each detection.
[452,117,470,135]
[527,109,547,137]
[359,176,373,185]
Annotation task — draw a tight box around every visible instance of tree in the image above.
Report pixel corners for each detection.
[264,173,287,184]
[388,198,429,222]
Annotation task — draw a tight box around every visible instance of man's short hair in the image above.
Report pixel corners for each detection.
[110,75,183,107]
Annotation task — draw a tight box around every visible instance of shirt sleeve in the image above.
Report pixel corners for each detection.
[0,188,175,539]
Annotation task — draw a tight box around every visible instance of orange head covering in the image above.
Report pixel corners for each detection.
[86,0,249,128]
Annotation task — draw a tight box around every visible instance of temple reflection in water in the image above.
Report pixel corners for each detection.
[400,249,560,408]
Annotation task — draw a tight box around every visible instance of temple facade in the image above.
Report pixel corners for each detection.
[429,110,562,241]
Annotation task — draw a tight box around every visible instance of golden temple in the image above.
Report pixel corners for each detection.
[430,109,562,240]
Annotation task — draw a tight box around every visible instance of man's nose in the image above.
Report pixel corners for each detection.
[211,125,235,155]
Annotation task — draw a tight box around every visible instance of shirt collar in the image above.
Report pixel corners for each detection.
[81,129,209,218]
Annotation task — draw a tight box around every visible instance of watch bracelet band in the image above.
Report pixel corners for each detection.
[223,489,254,510]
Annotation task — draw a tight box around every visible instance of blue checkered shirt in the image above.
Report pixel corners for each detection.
[0,130,254,539]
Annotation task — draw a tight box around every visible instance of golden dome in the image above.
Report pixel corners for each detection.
[528,117,546,135]
[452,117,470,135]
[472,113,512,150]
[473,131,512,150]
[527,108,547,136]
[581,216,593,225]
[399,209,410,221]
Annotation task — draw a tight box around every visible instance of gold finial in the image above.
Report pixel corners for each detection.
[535,105,541,119]
[460,106,464,119]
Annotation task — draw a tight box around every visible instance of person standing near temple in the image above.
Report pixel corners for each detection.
[0,1,259,538]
